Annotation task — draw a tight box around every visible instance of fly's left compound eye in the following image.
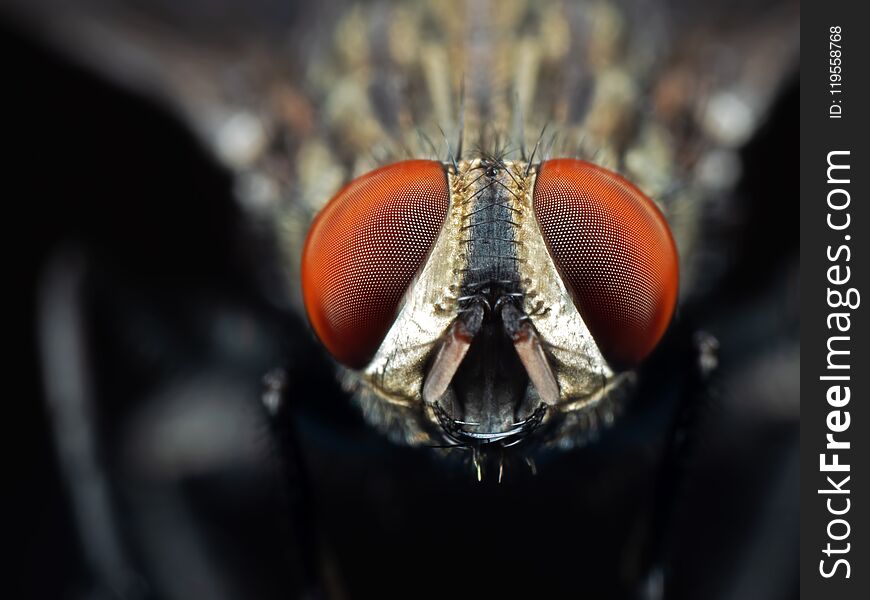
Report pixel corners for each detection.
[301,160,449,368]
[533,159,679,366]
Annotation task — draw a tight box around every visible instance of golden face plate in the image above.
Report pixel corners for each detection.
[348,159,623,447]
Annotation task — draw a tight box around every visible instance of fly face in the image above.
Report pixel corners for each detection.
[302,156,678,448]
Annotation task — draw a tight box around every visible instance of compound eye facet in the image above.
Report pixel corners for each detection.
[533,159,679,366]
[302,160,449,368]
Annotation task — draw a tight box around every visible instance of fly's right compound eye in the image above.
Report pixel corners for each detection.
[533,159,679,366]
[301,160,449,368]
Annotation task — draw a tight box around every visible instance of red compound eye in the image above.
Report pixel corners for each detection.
[302,160,449,368]
[533,159,679,366]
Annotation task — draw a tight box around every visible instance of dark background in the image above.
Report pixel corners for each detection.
[10,11,800,600]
